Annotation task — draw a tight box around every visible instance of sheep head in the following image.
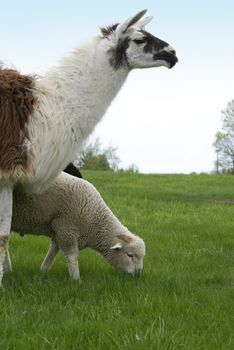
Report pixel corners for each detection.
[106,232,145,275]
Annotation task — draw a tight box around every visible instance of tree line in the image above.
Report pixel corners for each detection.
[75,138,138,173]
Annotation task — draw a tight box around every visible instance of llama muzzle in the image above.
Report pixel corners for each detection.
[153,50,178,69]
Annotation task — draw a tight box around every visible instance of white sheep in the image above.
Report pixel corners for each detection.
[10,173,145,280]
[0,9,177,284]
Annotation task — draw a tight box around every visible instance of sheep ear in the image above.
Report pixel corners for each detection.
[117,234,134,244]
[110,242,123,250]
[116,9,147,41]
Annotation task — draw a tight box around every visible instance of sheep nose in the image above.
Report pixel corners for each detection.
[134,268,142,277]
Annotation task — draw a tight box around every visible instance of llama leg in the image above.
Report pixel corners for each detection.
[0,185,13,286]
[3,247,12,273]
[40,239,59,272]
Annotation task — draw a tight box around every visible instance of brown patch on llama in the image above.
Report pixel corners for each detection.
[0,67,36,177]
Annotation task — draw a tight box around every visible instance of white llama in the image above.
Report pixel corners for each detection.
[0,9,178,285]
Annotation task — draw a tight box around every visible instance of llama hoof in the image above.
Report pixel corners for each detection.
[3,263,12,273]
[40,264,50,272]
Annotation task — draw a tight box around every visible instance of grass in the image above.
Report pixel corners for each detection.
[1,171,234,349]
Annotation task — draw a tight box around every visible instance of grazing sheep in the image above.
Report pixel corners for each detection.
[10,173,145,280]
[0,9,177,284]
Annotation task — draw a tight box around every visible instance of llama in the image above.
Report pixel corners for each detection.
[64,163,82,179]
[0,9,178,285]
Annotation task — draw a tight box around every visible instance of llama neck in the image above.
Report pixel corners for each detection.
[43,37,129,139]
[29,37,129,191]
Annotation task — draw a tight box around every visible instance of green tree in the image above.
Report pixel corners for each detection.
[76,138,120,171]
[213,100,234,174]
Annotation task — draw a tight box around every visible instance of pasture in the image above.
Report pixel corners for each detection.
[0,172,233,349]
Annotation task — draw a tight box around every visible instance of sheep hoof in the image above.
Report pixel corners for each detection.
[70,275,81,283]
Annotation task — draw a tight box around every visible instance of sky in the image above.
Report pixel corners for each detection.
[1,0,234,173]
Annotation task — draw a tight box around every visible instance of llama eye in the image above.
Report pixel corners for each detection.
[133,38,146,44]
[127,253,134,259]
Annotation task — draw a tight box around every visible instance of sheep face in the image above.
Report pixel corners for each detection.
[106,234,145,275]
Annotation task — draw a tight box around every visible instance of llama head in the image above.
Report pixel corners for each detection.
[105,233,146,275]
[101,9,178,70]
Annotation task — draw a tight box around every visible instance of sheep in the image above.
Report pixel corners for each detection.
[1,162,81,274]
[0,9,177,284]
[10,172,145,280]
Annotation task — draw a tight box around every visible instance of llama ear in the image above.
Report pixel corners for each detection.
[110,242,123,250]
[135,16,153,30]
[116,9,147,41]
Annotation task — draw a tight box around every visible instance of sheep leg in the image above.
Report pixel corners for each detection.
[40,239,59,272]
[51,218,80,281]
[59,242,80,281]
[64,250,80,281]
[0,185,13,286]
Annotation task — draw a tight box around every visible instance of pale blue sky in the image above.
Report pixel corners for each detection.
[1,1,234,173]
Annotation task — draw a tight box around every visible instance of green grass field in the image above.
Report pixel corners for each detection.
[1,172,234,349]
